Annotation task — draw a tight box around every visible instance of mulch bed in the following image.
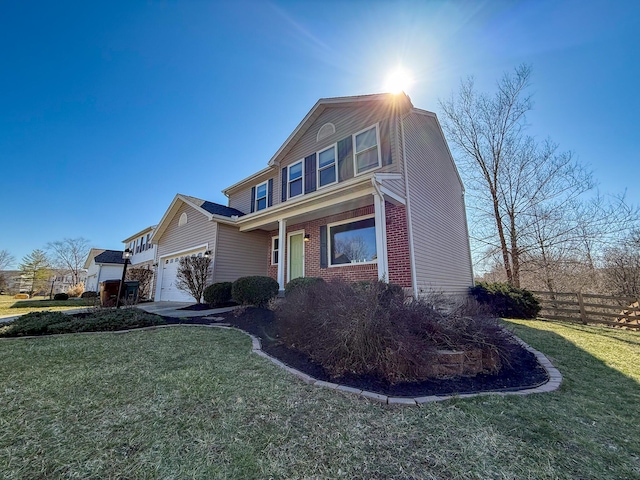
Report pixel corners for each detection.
[178,302,237,311]
[163,307,549,397]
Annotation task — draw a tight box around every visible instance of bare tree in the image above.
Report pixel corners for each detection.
[440,65,596,287]
[602,231,640,298]
[18,249,52,297]
[176,255,212,304]
[0,250,15,271]
[126,267,154,300]
[46,237,91,285]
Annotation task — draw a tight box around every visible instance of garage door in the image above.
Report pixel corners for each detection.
[158,249,206,302]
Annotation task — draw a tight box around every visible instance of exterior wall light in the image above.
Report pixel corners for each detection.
[304,234,310,242]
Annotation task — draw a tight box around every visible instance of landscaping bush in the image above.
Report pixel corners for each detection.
[53,293,69,301]
[232,276,279,308]
[203,282,233,307]
[276,279,514,383]
[284,277,325,297]
[0,309,166,337]
[81,291,98,298]
[352,280,404,307]
[470,282,540,319]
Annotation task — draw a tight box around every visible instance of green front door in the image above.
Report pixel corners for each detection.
[289,233,304,281]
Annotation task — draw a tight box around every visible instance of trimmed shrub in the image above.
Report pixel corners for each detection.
[204,282,233,307]
[81,291,98,298]
[0,309,166,337]
[284,277,325,297]
[53,293,69,301]
[276,279,514,383]
[232,276,279,308]
[470,282,540,319]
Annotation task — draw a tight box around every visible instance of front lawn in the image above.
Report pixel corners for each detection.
[0,294,95,317]
[0,320,637,479]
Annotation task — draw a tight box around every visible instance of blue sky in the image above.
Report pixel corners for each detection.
[1,0,638,268]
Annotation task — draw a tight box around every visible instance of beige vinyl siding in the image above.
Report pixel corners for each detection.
[404,111,474,296]
[279,104,400,183]
[213,224,269,282]
[380,178,405,198]
[157,203,217,261]
[227,102,403,213]
[228,187,252,214]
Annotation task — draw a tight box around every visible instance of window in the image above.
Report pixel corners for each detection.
[255,182,268,211]
[179,213,188,226]
[288,161,303,198]
[329,217,377,266]
[272,237,279,265]
[317,145,336,188]
[354,125,380,175]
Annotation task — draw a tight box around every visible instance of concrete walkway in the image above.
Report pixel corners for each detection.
[0,302,237,324]
[136,302,237,318]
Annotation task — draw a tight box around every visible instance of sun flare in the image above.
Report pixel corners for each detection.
[385,67,413,94]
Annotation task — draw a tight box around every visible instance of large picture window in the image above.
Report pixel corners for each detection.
[317,145,336,188]
[288,161,303,198]
[329,217,377,265]
[354,125,380,175]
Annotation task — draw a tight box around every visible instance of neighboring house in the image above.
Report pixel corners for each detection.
[152,93,473,300]
[49,271,87,295]
[84,249,125,293]
[0,270,32,294]
[122,226,158,299]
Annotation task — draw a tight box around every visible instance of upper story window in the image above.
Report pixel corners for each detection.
[255,181,268,211]
[317,145,336,188]
[288,161,303,198]
[354,125,380,175]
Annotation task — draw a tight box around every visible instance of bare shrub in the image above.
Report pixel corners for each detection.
[66,282,84,298]
[126,268,154,300]
[276,280,515,383]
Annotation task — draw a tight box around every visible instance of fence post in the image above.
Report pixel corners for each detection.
[576,292,588,324]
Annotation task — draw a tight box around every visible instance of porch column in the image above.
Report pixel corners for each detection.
[277,218,287,293]
[373,192,389,281]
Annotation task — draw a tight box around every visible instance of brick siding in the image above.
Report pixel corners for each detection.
[266,202,412,288]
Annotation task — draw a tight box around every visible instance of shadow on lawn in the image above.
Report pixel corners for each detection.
[505,319,639,398]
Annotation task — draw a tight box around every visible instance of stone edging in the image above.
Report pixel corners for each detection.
[244,328,562,405]
[0,323,562,405]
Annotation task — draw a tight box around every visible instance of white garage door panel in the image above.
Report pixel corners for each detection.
[159,249,206,302]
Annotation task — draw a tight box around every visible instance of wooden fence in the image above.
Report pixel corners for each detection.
[531,291,640,329]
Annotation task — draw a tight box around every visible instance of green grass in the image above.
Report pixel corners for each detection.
[0,320,637,479]
[0,294,95,317]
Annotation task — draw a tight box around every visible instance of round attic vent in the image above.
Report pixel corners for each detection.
[178,212,188,226]
[317,122,336,142]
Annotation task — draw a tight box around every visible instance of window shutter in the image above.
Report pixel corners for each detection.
[250,186,256,213]
[320,225,328,268]
[337,136,353,182]
[379,118,393,166]
[281,167,287,202]
[267,178,273,207]
[304,153,317,194]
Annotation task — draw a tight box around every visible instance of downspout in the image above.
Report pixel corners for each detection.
[400,111,419,298]
[371,176,388,282]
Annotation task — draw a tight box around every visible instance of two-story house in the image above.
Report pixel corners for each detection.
[151,93,473,302]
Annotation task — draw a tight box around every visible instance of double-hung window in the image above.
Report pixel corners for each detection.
[317,145,336,188]
[329,216,377,266]
[255,182,268,211]
[288,161,303,198]
[354,125,380,175]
